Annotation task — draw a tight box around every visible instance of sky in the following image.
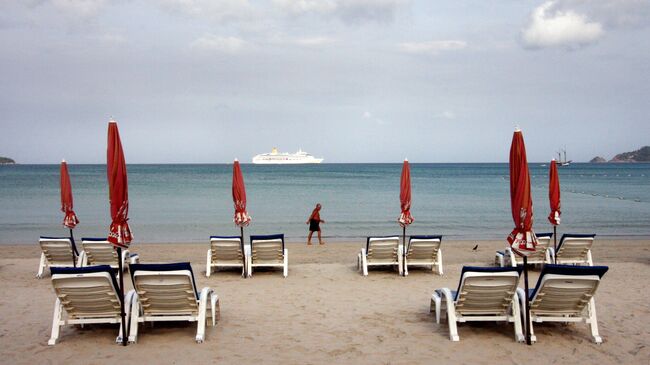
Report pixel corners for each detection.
[1,0,649,163]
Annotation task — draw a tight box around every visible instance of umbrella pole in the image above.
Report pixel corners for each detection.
[523,256,532,345]
[553,226,557,264]
[116,247,128,346]
[240,226,247,278]
[69,228,76,267]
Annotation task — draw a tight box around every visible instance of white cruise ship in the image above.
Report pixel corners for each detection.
[252,148,323,164]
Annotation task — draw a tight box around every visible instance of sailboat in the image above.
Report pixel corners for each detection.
[555,148,572,167]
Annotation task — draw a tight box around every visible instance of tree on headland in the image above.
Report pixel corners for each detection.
[0,156,16,164]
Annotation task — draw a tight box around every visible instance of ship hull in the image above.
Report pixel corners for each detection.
[252,158,323,164]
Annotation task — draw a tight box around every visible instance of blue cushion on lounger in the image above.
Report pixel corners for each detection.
[130,262,198,298]
[409,235,443,241]
[251,234,285,251]
[529,264,609,298]
[81,237,109,242]
[209,235,242,240]
[50,265,121,297]
[536,232,552,239]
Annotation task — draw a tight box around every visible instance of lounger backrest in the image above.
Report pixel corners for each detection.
[130,263,199,316]
[556,234,595,262]
[39,237,76,265]
[530,265,608,315]
[455,267,522,315]
[50,265,121,319]
[366,236,400,261]
[82,238,119,267]
[210,236,244,263]
[407,236,442,260]
[251,234,285,264]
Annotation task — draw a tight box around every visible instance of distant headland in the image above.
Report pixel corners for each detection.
[0,156,15,165]
[590,146,650,163]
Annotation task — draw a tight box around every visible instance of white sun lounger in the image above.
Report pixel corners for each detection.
[357,236,403,276]
[249,234,288,278]
[517,264,608,343]
[78,237,139,271]
[206,236,246,277]
[48,265,133,345]
[431,266,524,342]
[37,236,79,278]
[549,234,596,266]
[404,235,443,276]
[128,262,220,343]
[495,233,553,267]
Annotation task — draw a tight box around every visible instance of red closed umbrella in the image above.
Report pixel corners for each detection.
[107,121,133,248]
[398,159,414,275]
[232,159,251,276]
[60,160,79,265]
[548,159,561,262]
[507,127,538,345]
[106,120,132,346]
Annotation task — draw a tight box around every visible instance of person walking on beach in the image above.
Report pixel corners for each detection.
[306,203,325,245]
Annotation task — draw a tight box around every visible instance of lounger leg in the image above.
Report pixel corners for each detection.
[441,289,459,341]
[437,249,444,275]
[404,258,409,276]
[121,250,129,272]
[397,245,404,276]
[206,249,212,277]
[247,255,252,278]
[211,294,220,324]
[283,249,288,278]
[361,249,368,276]
[37,253,46,278]
[587,251,594,266]
[48,299,63,345]
[545,249,552,264]
[509,250,517,268]
[197,287,213,343]
[431,293,442,324]
[587,298,602,343]
[128,293,141,344]
[511,292,525,343]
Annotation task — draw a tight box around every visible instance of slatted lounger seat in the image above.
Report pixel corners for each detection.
[37,236,79,278]
[128,262,220,343]
[550,234,596,266]
[78,237,139,271]
[404,235,443,275]
[431,266,524,342]
[48,265,133,345]
[249,234,288,278]
[357,236,403,276]
[495,233,553,267]
[517,264,608,343]
[206,236,246,277]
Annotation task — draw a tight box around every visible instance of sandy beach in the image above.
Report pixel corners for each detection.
[1,239,649,365]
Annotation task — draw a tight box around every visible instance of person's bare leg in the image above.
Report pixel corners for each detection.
[307,231,313,245]
[318,230,324,245]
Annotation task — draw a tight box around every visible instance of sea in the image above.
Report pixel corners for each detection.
[1,163,648,244]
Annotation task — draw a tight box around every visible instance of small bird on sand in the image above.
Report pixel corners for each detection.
[472,244,479,251]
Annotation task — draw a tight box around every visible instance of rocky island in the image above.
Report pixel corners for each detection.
[0,156,16,164]
[590,146,650,163]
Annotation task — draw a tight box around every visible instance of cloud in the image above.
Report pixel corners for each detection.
[158,0,256,23]
[437,111,456,120]
[50,0,108,18]
[190,35,248,53]
[521,1,604,49]
[292,36,336,46]
[362,111,388,125]
[273,0,410,24]
[399,40,467,55]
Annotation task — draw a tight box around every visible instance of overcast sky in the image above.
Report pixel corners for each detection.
[1,0,648,163]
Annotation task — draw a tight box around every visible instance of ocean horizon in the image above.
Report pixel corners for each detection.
[1,163,648,244]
